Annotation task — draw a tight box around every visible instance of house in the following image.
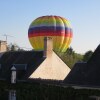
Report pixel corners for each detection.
[64,44,100,100]
[1,37,100,100]
[64,44,100,87]
[0,37,70,82]
[0,37,70,100]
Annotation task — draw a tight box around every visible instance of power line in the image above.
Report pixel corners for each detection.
[2,34,14,42]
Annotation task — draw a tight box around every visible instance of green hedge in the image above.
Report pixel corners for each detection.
[0,81,100,100]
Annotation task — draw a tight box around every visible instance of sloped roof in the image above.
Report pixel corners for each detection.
[64,62,87,85]
[13,64,27,70]
[29,51,70,80]
[0,51,44,80]
[64,44,100,87]
[87,44,100,64]
[0,50,70,82]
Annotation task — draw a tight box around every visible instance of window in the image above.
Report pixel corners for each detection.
[9,90,16,100]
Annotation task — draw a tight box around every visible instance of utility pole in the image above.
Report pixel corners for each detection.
[2,34,14,43]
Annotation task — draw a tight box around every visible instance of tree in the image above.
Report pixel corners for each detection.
[66,47,74,55]
[10,44,17,51]
[83,50,93,62]
[7,43,23,51]
[56,47,83,69]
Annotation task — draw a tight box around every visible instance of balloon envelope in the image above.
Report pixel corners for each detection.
[28,15,73,52]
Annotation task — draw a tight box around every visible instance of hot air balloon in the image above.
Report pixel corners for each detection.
[28,15,73,52]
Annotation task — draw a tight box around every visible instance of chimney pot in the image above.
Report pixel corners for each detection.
[11,66,16,84]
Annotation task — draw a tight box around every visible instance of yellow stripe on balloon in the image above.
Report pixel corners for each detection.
[29,36,72,52]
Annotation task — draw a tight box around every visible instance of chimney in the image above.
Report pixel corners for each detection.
[0,40,7,52]
[43,37,53,58]
[11,66,16,84]
[9,66,16,100]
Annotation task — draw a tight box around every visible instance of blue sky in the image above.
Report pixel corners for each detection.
[0,0,100,54]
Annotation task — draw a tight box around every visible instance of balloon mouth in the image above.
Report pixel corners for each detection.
[29,37,72,52]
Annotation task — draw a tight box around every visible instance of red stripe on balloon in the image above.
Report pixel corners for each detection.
[28,32,73,38]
